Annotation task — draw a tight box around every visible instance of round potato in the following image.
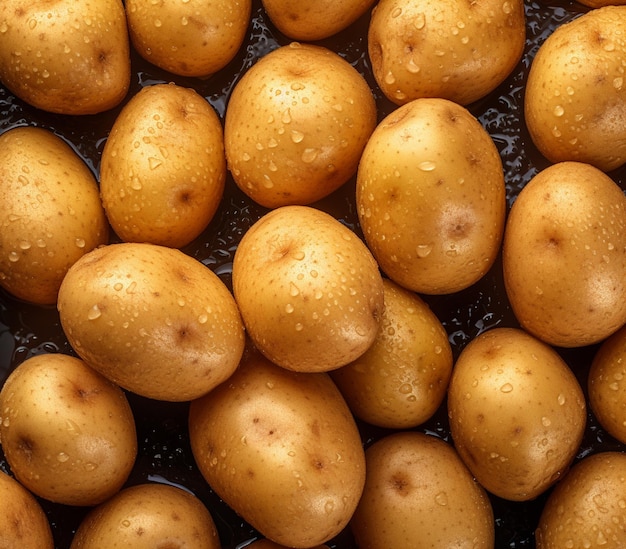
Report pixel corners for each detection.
[100,83,225,248]
[0,353,137,506]
[356,97,506,295]
[525,6,626,172]
[224,42,377,208]
[232,205,384,372]
[331,278,453,428]
[0,0,130,115]
[502,161,626,348]
[126,0,251,77]
[0,126,109,305]
[188,349,366,548]
[57,242,245,402]
[368,0,526,106]
[246,540,329,549]
[447,327,587,501]
[351,431,494,549]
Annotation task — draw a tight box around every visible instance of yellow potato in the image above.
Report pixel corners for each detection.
[0,127,109,305]
[246,540,329,549]
[100,83,225,248]
[331,278,453,428]
[368,0,526,106]
[232,205,384,372]
[224,42,377,208]
[356,97,506,295]
[447,327,586,501]
[525,6,626,171]
[57,242,245,402]
[351,431,494,549]
[578,0,626,5]
[189,349,365,548]
[0,354,137,506]
[126,0,251,77]
[502,161,626,347]
[0,0,130,115]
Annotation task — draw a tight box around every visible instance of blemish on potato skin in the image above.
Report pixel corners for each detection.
[389,472,410,495]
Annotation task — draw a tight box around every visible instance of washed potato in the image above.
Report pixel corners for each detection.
[70,483,220,549]
[368,0,526,106]
[57,242,245,402]
[189,349,366,548]
[126,0,251,77]
[232,205,384,372]
[536,452,626,548]
[503,161,626,347]
[0,0,130,115]
[448,327,587,501]
[246,541,329,549]
[525,6,626,171]
[0,354,136,506]
[356,97,506,295]
[0,126,109,305]
[331,278,453,428]
[224,42,377,208]
[578,0,626,5]
[351,431,494,549]
[0,470,54,549]
[100,83,225,248]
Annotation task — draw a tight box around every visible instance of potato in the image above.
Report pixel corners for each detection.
[356,97,506,295]
[535,452,626,548]
[246,540,329,549]
[0,470,54,549]
[100,83,225,248]
[447,327,586,501]
[188,349,366,548]
[525,6,626,172]
[0,0,130,115]
[125,0,251,77]
[368,0,526,106]
[224,42,377,208]
[57,242,245,402]
[0,354,136,506]
[331,278,453,428]
[69,483,220,548]
[232,205,384,372]
[578,0,626,5]
[0,127,109,305]
[351,431,494,549]
[502,161,626,348]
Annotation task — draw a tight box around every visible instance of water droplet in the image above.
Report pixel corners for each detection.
[541,416,552,427]
[75,238,86,249]
[414,13,425,29]
[57,452,70,463]
[148,157,162,170]
[553,105,565,117]
[399,383,412,395]
[295,323,303,331]
[384,71,396,85]
[302,148,318,163]
[435,491,448,506]
[416,244,432,258]
[291,130,304,143]
[8,251,19,263]
[285,303,295,314]
[87,305,102,320]
[557,393,566,406]
[121,520,131,528]
[324,500,335,514]
[391,7,403,18]
[418,161,436,171]
[500,383,513,393]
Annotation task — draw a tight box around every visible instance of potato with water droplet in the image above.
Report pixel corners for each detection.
[232,205,384,372]
[356,97,506,295]
[57,242,245,401]
[0,0,130,115]
[0,353,137,506]
[100,83,225,248]
[224,42,377,208]
[503,161,626,348]
[0,127,109,305]
[447,327,586,501]
[188,349,366,548]
[245,540,329,549]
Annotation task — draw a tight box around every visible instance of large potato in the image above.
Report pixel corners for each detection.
[57,242,245,402]
[246,540,329,549]
[356,97,506,295]
[0,0,130,115]
[0,127,109,305]
[188,349,366,548]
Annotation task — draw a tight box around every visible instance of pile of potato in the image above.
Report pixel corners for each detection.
[1,0,626,548]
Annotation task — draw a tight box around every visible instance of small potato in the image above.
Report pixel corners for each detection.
[0,354,137,506]
[447,327,587,501]
[0,126,109,305]
[525,6,626,172]
[0,0,130,115]
[368,0,526,106]
[126,0,251,77]
[331,278,453,429]
[351,431,494,549]
[57,242,245,402]
[502,161,626,348]
[100,83,225,248]
[356,97,506,295]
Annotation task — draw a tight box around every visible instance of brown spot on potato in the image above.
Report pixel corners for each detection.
[17,436,34,462]
[389,472,410,494]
